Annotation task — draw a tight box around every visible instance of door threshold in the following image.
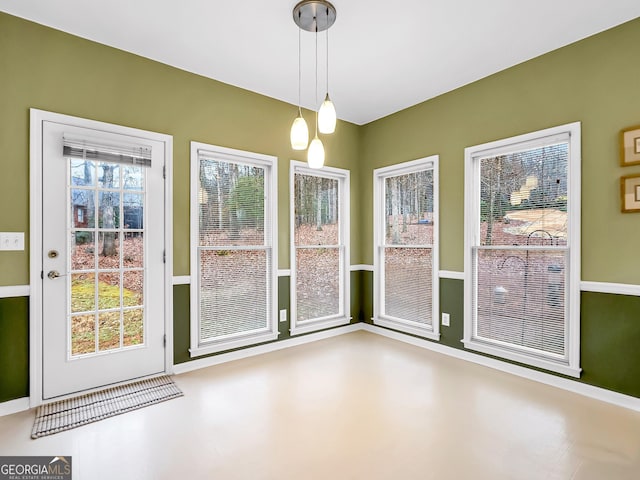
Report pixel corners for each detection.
[35,371,169,407]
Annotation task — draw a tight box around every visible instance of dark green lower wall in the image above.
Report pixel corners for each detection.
[362,271,640,399]
[0,297,29,403]
[2,275,639,403]
[174,273,362,365]
[580,292,640,397]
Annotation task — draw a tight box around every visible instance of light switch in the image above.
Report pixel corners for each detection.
[279,309,287,323]
[441,312,450,327]
[0,232,25,251]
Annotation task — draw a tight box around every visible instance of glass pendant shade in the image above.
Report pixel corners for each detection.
[307,136,325,169]
[318,93,337,134]
[290,112,309,150]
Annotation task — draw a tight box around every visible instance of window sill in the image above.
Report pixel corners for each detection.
[462,339,581,378]
[290,317,351,336]
[373,317,440,341]
[189,331,279,358]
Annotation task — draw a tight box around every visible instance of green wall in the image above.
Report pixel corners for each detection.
[361,17,640,283]
[1,12,640,403]
[0,297,29,402]
[0,12,362,285]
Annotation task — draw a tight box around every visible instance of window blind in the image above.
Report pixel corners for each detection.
[472,142,569,358]
[293,173,342,322]
[381,169,435,327]
[197,154,271,344]
[63,136,152,167]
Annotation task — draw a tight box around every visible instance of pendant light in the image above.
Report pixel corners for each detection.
[290,25,309,150]
[308,18,325,169]
[318,7,336,134]
[291,1,336,167]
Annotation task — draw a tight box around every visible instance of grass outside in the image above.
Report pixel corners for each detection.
[71,276,143,355]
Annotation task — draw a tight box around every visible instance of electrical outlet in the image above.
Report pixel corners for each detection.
[279,309,287,323]
[441,312,450,327]
[0,232,25,251]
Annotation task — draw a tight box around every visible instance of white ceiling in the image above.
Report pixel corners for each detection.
[2,0,639,125]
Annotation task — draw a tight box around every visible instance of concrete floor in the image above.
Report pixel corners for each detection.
[1,330,639,479]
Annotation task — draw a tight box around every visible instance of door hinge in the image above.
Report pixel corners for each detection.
[163,334,166,347]
[163,165,166,179]
[163,250,166,263]
[41,270,44,280]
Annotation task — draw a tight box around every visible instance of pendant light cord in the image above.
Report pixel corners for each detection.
[315,20,319,136]
[297,14,302,115]
[326,6,329,95]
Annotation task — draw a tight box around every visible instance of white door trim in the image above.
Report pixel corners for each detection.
[29,109,174,407]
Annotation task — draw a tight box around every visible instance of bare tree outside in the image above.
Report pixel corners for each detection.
[198,158,268,342]
[382,168,434,326]
[100,164,118,257]
[294,173,341,322]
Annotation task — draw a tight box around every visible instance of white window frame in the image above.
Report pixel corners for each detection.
[463,122,581,377]
[189,142,278,357]
[372,155,440,340]
[289,161,351,336]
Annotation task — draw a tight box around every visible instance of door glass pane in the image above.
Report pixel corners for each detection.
[71,273,95,313]
[123,309,144,346]
[123,193,144,230]
[122,165,144,191]
[98,272,121,310]
[71,314,96,355]
[123,232,144,268]
[71,189,95,228]
[70,158,96,187]
[71,231,95,270]
[68,157,147,357]
[123,271,143,307]
[97,162,120,189]
[98,311,121,351]
[98,232,120,269]
[99,191,121,229]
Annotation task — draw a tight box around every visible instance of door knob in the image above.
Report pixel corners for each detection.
[47,270,61,279]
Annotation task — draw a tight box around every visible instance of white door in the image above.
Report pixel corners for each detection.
[41,120,166,399]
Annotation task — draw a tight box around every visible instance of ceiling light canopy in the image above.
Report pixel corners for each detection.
[290,0,337,168]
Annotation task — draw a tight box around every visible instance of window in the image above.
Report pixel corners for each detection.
[463,123,581,377]
[290,161,350,335]
[190,142,278,356]
[373,156,439,340]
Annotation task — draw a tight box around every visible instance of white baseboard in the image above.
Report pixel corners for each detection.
[173,323,362,375]
[8,319,638,417]
[360,323,640,412]
[0,397,30,417]
[174,320,640,412]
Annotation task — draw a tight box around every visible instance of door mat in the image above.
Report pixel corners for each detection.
[31,375,183,439]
